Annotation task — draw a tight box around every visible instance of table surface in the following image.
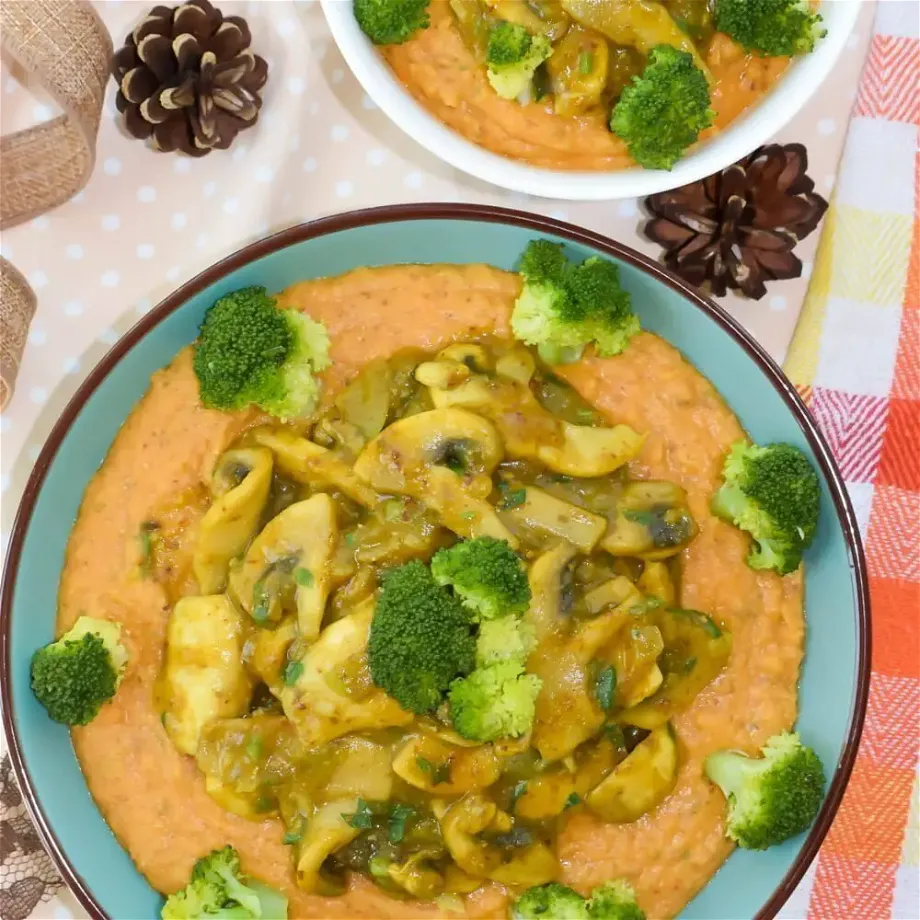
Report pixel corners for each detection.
[0,1,880,918]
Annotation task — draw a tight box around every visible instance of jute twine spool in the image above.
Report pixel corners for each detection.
[0,0,111,410]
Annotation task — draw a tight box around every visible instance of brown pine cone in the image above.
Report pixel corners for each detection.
[112,0,268,156]
[644,144,828,300]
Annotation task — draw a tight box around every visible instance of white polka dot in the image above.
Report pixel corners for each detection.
[173,158,192,174]
[99,327,119,345]
[30,270,49,289]
[196,233,210,249]
[0,474,9,493]
[137,243,155,259]
[31,216,50,231]
[362,94,377,111]
[63,300,83,316]
[0,241,13,260]
[29,386,48,404]
[137,185,156,203]
[769,295,788,312]
[817,118,836,136]
[0,417,10,433]
[166,266,182,281]
[231,144,249,163]
[101,270,120,288]
[26,444,41,462]
[33,103,53,121]
[801,261,813,280]
[308,101,320,116]
[62,356,81,375]
[288,135,301,152]
[255,166,274,183]
[550,208,568,221]
[203,180,217,197]
[275,17,296,37]
[617,198,639,218]
[331,68,345,85]
[404,171,424,190]
[101,214,120,231]
[223,197,239,214]
[303,157,317,172]
[28,327,47,346]
[103,157,122,176]
[171,212,187,230]
[72,191,85,204]
[65,243,84,260]
[331,124,349,142]
[367,148,387,167]
[3,77,17,95]
[135,297,152,315]
[287,76,306,95]
[336,180,353,198]
[822,173,836,191]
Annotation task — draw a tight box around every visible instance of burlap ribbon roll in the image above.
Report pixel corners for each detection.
[0,0,112,410]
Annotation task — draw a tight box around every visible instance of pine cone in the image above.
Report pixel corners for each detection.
[112,0,268,156]
[644,144,828,300]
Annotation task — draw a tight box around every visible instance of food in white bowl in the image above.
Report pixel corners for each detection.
[322,0,859,199]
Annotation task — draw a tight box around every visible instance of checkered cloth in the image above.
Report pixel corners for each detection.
[783,3,920,917]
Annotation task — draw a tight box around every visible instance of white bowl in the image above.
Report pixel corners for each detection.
[321,0,860,200]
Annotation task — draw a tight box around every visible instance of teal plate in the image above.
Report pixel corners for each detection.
[1,205,870,920]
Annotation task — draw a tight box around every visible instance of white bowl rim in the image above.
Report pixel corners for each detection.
[321,0,861,200]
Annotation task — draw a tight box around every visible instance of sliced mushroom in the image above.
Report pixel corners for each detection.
[585,725,678,822]
[294,797,364,893]
[247,615,298,693]
[435,794,505,877]
[353,408,518,546]
[193,448,273,594]
[253,427,378,508]
[583,575,641,614]
[601,481,697,560]
[393,734,502,796]
[161,595,252,756]
[419,348,645,478]
[229,494,337,641]
[637,561,677,606]
[281,600,413,746]
[502,484,607,553]
[525,542,578,641]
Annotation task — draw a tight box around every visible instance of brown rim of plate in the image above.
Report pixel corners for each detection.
[0,203,871,920]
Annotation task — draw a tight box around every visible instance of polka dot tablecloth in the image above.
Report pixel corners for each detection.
[0,2,875,918]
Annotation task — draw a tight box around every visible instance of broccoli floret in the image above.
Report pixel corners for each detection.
[193,286,330,422]
[512,882,589,919]
[162,845,288,918]
[609,44,714,170]
[486,22,553,101]
[711,441,820,575]
[368,560,476,714]
[354,0,430,45]
[511,240,639,364]
[449,660,541,742]
[714,0,825,57]
[704,732,826,850]
[431,537,531,621]
[476,616,536,668]
[30,616,128,726]
[587,880,646,920]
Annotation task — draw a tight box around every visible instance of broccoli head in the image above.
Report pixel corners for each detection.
[512,880,646,920]
[31,616,128,726]
[586,880,646,919]
[193,286,330,422]
[486,21,553,101]
[511,240,639,364]
[711,440,820,575]
[609,44,714,170]
[161,845,288,918]
[714,0,825,57]
[448,660,541,742]
[354,0,430,45]
[368,560,476,714]
[431,536,531,621]
[512,882,589,919]
[704,732,826,850]
[476,616,536,668]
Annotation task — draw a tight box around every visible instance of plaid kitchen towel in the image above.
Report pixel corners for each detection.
[784,3,920,918]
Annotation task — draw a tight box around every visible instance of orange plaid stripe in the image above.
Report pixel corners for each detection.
[869,578,920,680]
[854,35,920,125]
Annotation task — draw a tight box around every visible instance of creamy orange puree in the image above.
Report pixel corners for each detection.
[62,264,803,919]
[383,3,790,171]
